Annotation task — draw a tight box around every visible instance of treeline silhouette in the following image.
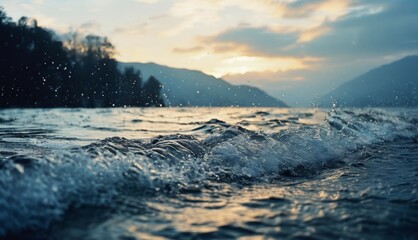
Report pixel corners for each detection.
[0,7,164,108]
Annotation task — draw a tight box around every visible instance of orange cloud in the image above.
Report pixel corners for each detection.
[298,25,330,43]
[210,56,321,77]
[172,46,204,53]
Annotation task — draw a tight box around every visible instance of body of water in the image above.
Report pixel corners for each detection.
[0,108,417,239]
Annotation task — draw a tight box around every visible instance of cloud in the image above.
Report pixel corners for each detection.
[297,26,330,43]
[201,0,418,60]
[210,55,320,78]
[217,56,305,74]
[203,27,298,57]
[172,46,204,53]
[217,27,296,51]
[201,26,329,58]
[282,0,328,18]
[300,0,418,58]
[161,0,349,37]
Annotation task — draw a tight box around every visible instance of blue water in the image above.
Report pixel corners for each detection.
[0,108,417,239]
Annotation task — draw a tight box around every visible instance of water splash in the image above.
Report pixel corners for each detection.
[0,108,417,235]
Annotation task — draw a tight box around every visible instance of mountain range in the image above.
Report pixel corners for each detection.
[121,55,418,108]
[320,56,418,107]
[120,62,287,107]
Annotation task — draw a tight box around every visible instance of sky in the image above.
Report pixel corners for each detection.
[2,0,418,106]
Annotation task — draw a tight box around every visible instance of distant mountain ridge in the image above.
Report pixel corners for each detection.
[320,56,418,107]
[119,62,287,107]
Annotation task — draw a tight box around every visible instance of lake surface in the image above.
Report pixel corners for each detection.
[0,107,417,239]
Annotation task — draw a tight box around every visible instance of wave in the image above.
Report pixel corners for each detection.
[0,109,416,235]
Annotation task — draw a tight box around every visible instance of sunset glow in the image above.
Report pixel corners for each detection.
[2,0,351,75]
[2,0,418,105]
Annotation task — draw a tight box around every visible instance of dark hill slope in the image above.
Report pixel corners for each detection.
[321,56,418,107]
[120,62,287,107]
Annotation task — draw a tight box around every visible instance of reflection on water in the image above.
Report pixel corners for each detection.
[0,108,417,239]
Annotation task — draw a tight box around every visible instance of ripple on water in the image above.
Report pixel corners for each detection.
[0,108,417,239]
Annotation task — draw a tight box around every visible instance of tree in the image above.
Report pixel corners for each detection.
[0,6,165,108]
[0,6,11,24]
[62,33,119,107]
[0,11,69,107]
[143,76,165,107]
[118,67,143,106]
